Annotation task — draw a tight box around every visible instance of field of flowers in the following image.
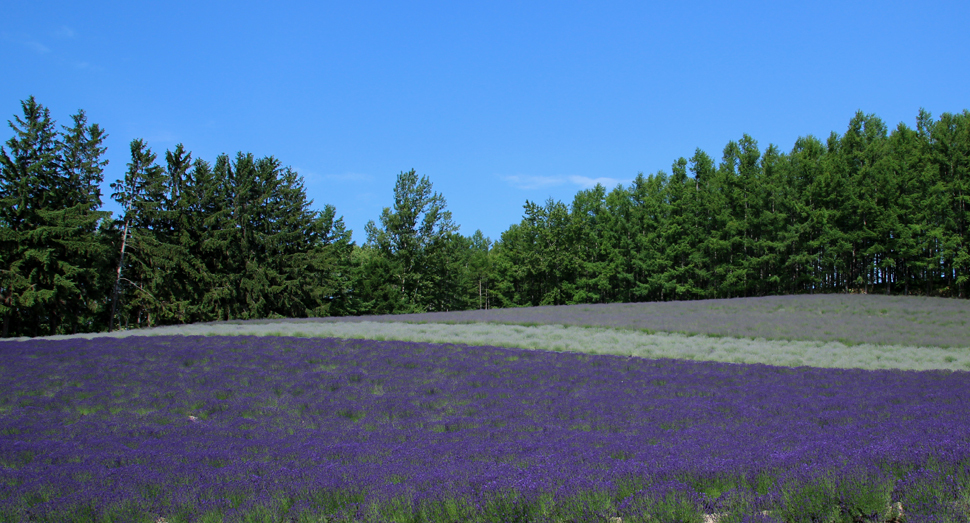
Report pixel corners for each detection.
[306,294,970,349]
[66,320,970,372]
[2,332,970,522]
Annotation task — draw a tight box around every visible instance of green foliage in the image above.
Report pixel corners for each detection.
[361,169,469,313]
[0,97,110,337]
[109,149,357,327]
[3,97,969,336]
[491,110,970,304]
[0,96,359,336]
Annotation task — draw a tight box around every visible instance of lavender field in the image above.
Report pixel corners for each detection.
[49,320,970,373]
[299,294,970,349]
[37,294,970,372]
[2,334,970,522]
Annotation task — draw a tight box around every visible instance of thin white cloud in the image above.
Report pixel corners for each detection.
[292,166,317,178]
[501,174,566,190]
[292,168,373,184]
[51,26,75,38]
[566,175,628,189]
[502,174,630,190]
[1,32,48,53]
[25,40,50,54]
[143,130,179,144]
[4,29,101,71]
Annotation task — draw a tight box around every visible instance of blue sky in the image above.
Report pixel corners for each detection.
[3,1,968,244]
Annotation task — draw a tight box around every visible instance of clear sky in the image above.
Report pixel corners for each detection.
[3,1,968,244]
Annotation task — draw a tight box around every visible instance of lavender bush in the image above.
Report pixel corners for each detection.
[34,321,970,372]
[295,294,970,349]
[2,335,969,522]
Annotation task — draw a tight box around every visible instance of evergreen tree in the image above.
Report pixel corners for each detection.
[351,244,406,315]
[305,202,355,316]
[779,136,826,293]
[926,111,970,297]
[490,222,530,307]
[424,231,474,312]
[466,230,493,309]
[711,138,756,298]
[753,144,788,296]
[570,184,611,303]
[601,184,636,303]
[945,111,970,298]
[0,97,108,336]
[518,198,575,306]
[656,158,706,300]
[0,97,59,336]
[230,152,275,319]
[914,109,947,295]
[885,124,920,294]
[54,108,111,332]
[628,172,665,301]
[688,149,718,297]
[834,112,889,293]
[108,139,168,330]
[196,154,236,320]
[159,144,201,322]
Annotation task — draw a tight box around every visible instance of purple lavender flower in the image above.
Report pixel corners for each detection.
[1,335,967,521]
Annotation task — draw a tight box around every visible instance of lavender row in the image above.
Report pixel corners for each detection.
[1,335,969,521]
[294,294,970,349]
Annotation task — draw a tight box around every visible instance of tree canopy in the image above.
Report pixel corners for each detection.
[2,97,968,337]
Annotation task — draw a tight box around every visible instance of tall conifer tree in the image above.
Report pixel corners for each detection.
[0,98,108,336]
[109,139,168,330]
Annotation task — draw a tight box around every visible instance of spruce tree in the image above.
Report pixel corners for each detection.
[55,109,111,332]
[198,154,236,320]
[159,144,201,322]
[0,97,58,336]
[0,97,108,336]
[109,139,168,330]
[304,201,355,316]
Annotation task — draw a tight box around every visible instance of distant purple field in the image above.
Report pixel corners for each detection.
[275,294,970,348]
[2,335,969,522]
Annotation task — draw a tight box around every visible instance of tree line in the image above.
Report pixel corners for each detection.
[1,96,967,337]
[491,110,970,306]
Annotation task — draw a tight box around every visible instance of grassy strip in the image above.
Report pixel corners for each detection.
[17,320,970,372]
[10,468,964,523]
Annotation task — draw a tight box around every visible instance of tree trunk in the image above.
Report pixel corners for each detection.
[904,261,909,296]
[926,266,931,296]
[109,219,131,332]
